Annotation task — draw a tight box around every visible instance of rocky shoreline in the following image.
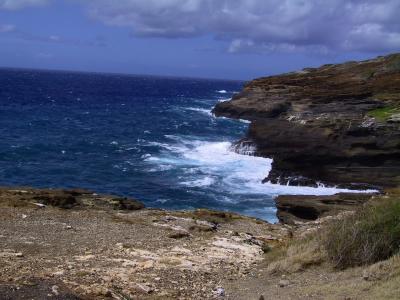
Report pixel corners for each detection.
[213,53,400,190]
[0,187,293,299]
[2,54,400,299]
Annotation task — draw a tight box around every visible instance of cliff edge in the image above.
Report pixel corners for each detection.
[214,53,400,189]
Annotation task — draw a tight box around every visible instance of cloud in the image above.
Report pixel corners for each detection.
[0,24,15,32]
[0,27,107,48]
[0,0,48,10]
[84,0,400,53]
[17,32,107,47]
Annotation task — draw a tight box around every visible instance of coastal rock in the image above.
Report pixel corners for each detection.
[110,197,145,211]
[274,193,373,224]
[0,187,145,211]
[213,53,400,189]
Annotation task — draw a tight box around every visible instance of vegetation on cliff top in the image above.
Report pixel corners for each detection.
[368,106,400,121]
[323,193,400,269]
[267,190,400,272]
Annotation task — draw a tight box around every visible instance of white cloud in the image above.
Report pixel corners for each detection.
[1,0,400,53]
[84,0,400,53]
[0,0,48,10]
[49,35,60,41]
[0,24,15,32]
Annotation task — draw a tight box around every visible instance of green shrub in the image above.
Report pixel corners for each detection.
[368,106,399,121]
[322,197,400,269]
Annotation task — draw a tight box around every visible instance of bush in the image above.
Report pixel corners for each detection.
[322,196,400,269]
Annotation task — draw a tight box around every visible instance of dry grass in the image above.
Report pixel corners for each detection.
[322,196,400,269]
[266,192,400,275]
[266,236,326,274]
[305,254,400,299]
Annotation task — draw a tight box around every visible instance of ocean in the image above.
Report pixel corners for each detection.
[0,69,358,222]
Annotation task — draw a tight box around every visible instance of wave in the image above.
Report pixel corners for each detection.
[217,90,227,94]
[184,107,212,116]
[181,176,215,187]
[148,138,375,196]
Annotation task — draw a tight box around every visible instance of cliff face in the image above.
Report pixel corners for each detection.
[214,53,400,189]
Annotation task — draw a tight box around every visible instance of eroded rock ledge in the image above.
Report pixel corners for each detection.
[274,193,374,225]
[213,53,400,189]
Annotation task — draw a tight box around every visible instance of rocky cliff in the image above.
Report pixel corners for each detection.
[214,53,400,189]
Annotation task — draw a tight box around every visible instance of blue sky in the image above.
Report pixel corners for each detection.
[0,0,399,80]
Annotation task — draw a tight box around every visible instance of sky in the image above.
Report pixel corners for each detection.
[0,0,399,80]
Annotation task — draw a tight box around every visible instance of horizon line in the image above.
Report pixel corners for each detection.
[0,65,246,83]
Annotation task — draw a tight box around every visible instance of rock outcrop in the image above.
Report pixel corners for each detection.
[214,53,400,189]
[0,187,145,211]
[274,193,373,224]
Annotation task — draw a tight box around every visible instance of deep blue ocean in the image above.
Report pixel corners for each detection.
[0,69,356,222]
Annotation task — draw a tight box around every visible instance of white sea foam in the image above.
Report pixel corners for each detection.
[182,176,215,187]
[152,138,376,197]
[184,107,213,116]
[217,90,227,94]
[141,153,152,159]
[218,97,231,102]
[148,164,173,172]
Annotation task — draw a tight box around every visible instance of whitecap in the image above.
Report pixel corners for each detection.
[141,153,152,160]
[156,199,169,204]
[147,164,173,172]
[184,107,212,116]
[181,176,215,187]
[217,90,227,94]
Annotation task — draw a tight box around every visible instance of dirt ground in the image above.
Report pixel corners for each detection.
[1,188,399,300]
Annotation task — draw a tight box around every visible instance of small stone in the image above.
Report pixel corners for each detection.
[278,279,290,288]
[135,283,154,294]
[66,225,73,230]
[154,277,161,281]
[52,270,65,276]
[22,214,27,219]
[213,287,225,297]
[51,285,59,296]
[15,252,23,258]
[362,270,370,281]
